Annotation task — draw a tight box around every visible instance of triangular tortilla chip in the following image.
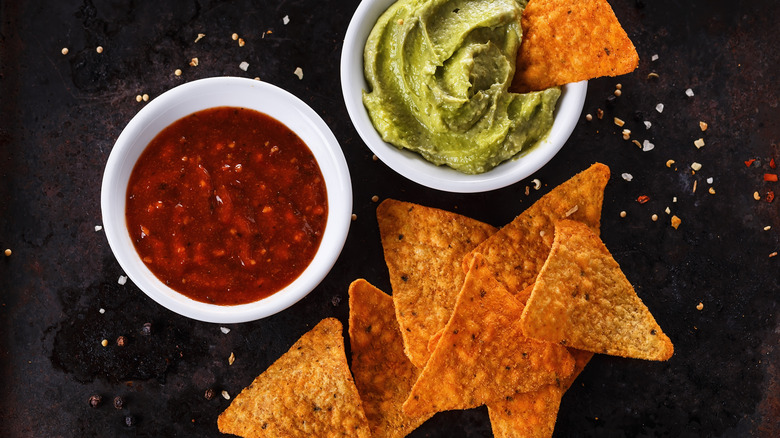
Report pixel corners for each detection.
[464,163,610,295]
[487,348,593,438]
[521,220,674,360]
[348,279,433,438]
[402,254,575,417]
[377,199,498,369]
[511,0,639,93]
[217,318,371,437]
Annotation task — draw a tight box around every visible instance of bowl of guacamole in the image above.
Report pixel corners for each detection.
[341,0,587,193]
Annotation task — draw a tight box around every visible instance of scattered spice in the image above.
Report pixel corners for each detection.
[694,138,705,149]
[745,158,756,167]
[651,54,659,61]
[693,180,698,193]
[665,207,671,214]
[771,158,776,169]
[699,121,708,131]
[614,117,625,127]
[204,388,216,400]
[637,195,650,204]
[763,173,778,182]
[671,215,682,229]
[88,394,102,408]
[696,302,704,311]
[61,47,69,55]
[767,190,775,203]
[764,226,772,231]
[113,396,124,410]
[564,205,579,217]
[116,336,127,347]
[228,352,235,365]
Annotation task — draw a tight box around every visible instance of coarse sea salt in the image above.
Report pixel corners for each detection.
[118,275,128,285]
[621,173,633,181]
[220,327,231,334]
[642,140,655,151]
[655,103,664,113]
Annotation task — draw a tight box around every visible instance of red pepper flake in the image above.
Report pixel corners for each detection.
[771,158,777,169]
[767,190,775,203]
[744,159,756,167]
[764,173,778,182]
[637,195,650,204]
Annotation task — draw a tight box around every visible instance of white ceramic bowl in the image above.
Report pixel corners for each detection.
[341,0,587,193]
[101,77,352,323]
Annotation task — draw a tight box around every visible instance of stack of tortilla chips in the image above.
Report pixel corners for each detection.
[348,163,673,438]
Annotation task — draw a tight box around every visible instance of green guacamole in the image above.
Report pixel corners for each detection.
[363,0,560,175]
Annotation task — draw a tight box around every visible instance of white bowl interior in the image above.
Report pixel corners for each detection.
[341,0,586,193]
[101,77,352,323]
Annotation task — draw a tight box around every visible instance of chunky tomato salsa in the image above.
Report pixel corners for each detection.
[126,107,328,305]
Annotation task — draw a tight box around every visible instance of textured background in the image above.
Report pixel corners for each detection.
[0,0,778,436]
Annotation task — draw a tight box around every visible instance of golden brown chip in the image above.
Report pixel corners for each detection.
[402,254,575,418]
[348,279,432,438]
[377,199,498,369]
[464,163,610,295]
[487,348,593,438]
[217,318,371,438]
[511,0,639,93]
[521,220,674,361]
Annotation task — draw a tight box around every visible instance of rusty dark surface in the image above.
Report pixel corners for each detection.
[0,0,778,437]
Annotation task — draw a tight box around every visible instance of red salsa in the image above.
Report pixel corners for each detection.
[126,107,328,305]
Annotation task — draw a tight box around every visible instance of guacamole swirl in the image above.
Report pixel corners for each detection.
[363,0,560,174]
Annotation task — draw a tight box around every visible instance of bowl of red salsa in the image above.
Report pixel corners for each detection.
[101,77,352,323]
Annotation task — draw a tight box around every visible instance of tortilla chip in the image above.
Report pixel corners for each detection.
[512,0,639,93]
[464,163,610,295]
[402,254,574,417]
[487,348,593,438]
[521,220,674,361]
[217,318,371,437]
[348,279,432,438]
[377,199,498,369]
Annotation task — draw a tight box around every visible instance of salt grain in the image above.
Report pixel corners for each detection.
[118,275,128,285]
[685,88,694,97]
[283,15,290,25]
[644,121,652,129]
[706,177,713,184]
[655,103,664,113]
[220,327,231,334]
[239,61,249,71]
[621,173,633,181]
[95,225,103,232]
[651,54,659,61]
[99,308,105,314]
[642,140,655,151]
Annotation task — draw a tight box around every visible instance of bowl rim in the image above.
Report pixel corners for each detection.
[101,76,352,323]
[340,0,587,193]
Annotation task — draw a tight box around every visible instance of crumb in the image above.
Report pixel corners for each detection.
[696,302,704,311]
[293,67,303,80]
[61,47,69,55]
[699,121,708,131]
[190,57,199,67]
[194,33,205,43]
[671,215,681,229]
[694,138,705,149]
[96,46,103,54]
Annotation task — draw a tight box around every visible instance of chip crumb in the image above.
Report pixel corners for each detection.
[220,327,231,334]
[232,32,239,40]
[651,214,658,222]
[61,47,69,55]
[696,302,704,311]
[283,15,290,25]
[239,61,249,71]
[228,352,235,365]
[190,57,199,67]
[238,38,245,47]
[685,88,694,97]
[694,138,705,149]
[665,207,671,214]
[614,117,625,127]
[620,210,627,218]
[693,180,698,193]
[621,129,631,140]
[585,113,592,121]
[764,226,771,231]
[754,191,762,201]
[371,195,379,203]
[118,275,128,285]
[596,108,604,119]
[644,121,652,129]
[708,187,715,195]
[101,339,109,347]
[671,215,681,229]
[632,139,642,148]
[655,103,664,113]
[771,252,778,258]
[194,33,205,43]
[642,140,655,151]
[96,46,103,53]
[174,68,182,76]
[221,390,230,400]
[621,173,633,181]
[691,162,702,171]
[666,159,675,168]
[532,178,541,190]
[293,67,303,80]
[699,121,708,131]
[95,225,103,232]
[4,248,11,257]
